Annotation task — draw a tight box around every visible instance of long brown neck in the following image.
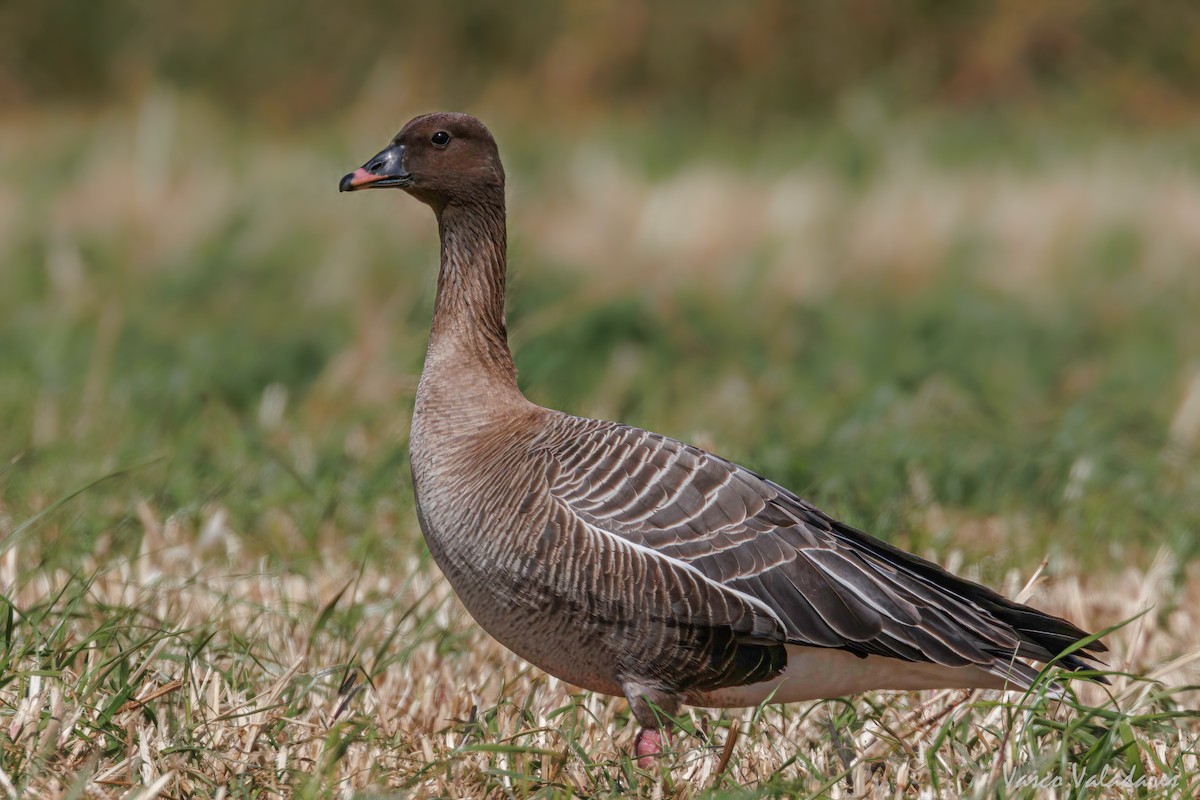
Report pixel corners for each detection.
[424,196,520,397]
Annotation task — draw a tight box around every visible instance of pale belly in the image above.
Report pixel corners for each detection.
[692,645,1005,708]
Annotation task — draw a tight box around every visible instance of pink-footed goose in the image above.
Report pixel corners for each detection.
[339,112,1106,766]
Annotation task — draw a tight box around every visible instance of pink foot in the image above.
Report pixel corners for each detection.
[633,727,672,769]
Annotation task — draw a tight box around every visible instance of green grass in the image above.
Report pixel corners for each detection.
[2,96,1200,796]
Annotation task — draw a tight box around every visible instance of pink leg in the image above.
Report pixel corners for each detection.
[633,727,672,769]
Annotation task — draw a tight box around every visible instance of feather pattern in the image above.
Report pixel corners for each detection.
[538,416,1106,694]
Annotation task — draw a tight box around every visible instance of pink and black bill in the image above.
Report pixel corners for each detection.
[339,143,412,191]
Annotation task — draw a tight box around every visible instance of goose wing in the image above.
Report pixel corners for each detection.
[544,419,1105,682]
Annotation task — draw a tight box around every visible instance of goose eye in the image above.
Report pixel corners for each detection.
[431,131,451,147]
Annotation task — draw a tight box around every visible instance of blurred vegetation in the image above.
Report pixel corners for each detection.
[3,104,1199,581]
[1,1,1199,580]
[3,0,1200,128]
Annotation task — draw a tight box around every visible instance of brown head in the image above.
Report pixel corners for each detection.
[339,112,504,213]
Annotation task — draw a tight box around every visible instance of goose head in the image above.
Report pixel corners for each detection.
[339,112,505,212]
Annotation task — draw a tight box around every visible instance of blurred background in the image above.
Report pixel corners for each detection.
[3,0,1199,577]
[4,0,1199,125]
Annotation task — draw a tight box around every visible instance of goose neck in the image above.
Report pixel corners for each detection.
[426,198,519,393]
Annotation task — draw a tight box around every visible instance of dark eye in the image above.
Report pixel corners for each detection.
[431,130,451,147]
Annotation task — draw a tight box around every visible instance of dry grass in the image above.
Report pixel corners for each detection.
[521,136,1200,302]
[2,504,1199,798]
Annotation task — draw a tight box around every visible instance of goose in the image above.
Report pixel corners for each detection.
[338,112,1106,766]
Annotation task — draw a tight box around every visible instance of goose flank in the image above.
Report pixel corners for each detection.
[339,112,1107,766]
